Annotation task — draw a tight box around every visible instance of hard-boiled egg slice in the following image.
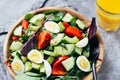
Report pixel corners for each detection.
[44,60,52,78]
[44,21,60,33]
[76,56,90,72]
[11,59,24,74]
[76,37,88,48]
[27,49,43,63]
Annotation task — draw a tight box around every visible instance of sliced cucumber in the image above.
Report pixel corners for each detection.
[75,47,83,55]
[13,26,22,36]
[62,13,73,22]
[11,51,17,57]
[10,41,23,51]
[58,22,65,32]
[62,57,75,71]
[29,24,40,31]
[29,14,45,26]
[25,72,41,77]
[43,50,58,57]
[21,56,28,63]
[15,74,41,80]
[50,33,65,46]
[13,53,21,60]
[47,56,55,64]
[25,61,32,72]
[54,46,68,56]
[63,36,79,44]
[54,44,75,56]
[32,63,41,71]
[39,63,45,73]
[65,44,75,54]
[76,19,85,30]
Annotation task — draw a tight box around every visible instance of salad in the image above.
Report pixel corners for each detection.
[6,10,98,80]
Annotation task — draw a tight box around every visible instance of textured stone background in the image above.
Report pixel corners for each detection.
[0,0,120,80]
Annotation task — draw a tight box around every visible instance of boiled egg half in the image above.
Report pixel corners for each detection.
[76,56,90,72]
[27,49,43,63]
[11,59,24,74]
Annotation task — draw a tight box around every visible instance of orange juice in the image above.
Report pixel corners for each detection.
[96,0,120,31]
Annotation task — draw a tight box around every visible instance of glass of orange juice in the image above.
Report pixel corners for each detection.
[96,0,120,32]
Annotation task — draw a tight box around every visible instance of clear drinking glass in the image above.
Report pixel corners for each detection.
[96,0,120,32]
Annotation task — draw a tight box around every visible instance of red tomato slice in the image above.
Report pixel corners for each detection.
[22,19,29,30]
[52,56,69,76]
[37,31,51,50]
[12,36,19,41]
[64,26,83,39]
[62,22,70,29]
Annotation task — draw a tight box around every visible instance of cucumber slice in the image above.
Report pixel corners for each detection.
[29,24,40,31]
[15,74,41,80]
[11,51,17,57]
[32,63,41,71]
[13,26,22,36]
[21,56,28,63]
[13,52,21,60]
[58,22,65,32]
[39,63,45,73]
[62,13,73,22]
[25,72,41,77]
[43,50,58,57]
[54,44,75,56]
[29,14,45,26]
[10,41,23,51]
[76,19,85,30]
[54,46,68,56]
[63,36,79,44]
[62,57,75,71]
[50,33,65,46]
[65,44,75,54]
[75,47,83,55]
[25,61,32,72]
[47,56,55,64]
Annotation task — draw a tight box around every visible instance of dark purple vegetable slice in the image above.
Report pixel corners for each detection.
[88,18,97,40]
[20,34,36,56]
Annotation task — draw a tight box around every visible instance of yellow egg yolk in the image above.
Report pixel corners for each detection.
[29,52,40,62]
[12,62,22,71]
[79,58,89,69]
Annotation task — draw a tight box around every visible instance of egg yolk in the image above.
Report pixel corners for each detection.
[29,52,40,62]
[12,62,21,71]
[79,58,89,69]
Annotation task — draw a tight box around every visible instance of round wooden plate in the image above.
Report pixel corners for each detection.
[3,7,104,80]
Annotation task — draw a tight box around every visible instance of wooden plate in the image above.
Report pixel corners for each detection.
[3,7,104,80]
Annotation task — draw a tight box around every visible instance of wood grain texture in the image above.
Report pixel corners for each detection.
[0,0,120,80]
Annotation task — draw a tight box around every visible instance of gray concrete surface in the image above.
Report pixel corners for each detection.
[0,0,120,80]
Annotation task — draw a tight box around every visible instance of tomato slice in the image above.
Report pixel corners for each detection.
[52,56,69,76]
[64,26,83,39]
[37,31,51,50]
[12,36,19,41]
[62,22,70,29]
[22,19,29,30]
